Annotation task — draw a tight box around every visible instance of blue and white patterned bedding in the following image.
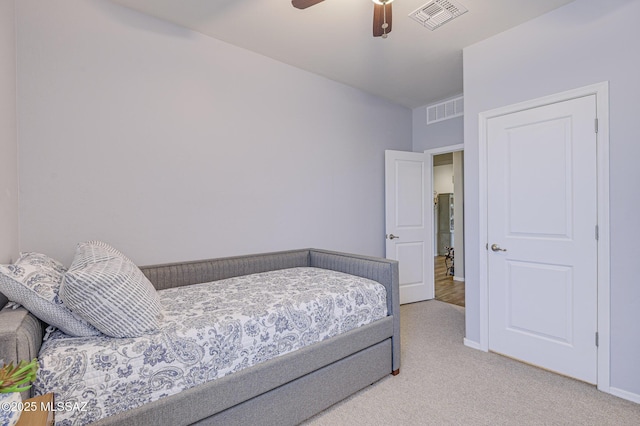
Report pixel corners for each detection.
[33,267,388,425]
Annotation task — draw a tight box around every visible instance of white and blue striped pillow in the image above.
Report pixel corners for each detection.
[60,241,163,338]
[0,252,100,337]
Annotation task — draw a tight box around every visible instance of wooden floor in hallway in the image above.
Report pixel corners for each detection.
[434,256,465,307]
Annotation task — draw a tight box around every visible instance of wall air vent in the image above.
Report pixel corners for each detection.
[409,0,468,31]
[427,96,463,125]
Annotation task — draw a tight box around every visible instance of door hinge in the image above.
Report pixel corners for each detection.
[595,332,599,347]
[595,225,599,240]
[595,118,599,134]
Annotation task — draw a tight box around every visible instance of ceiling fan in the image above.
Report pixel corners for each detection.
[292,0,394,39]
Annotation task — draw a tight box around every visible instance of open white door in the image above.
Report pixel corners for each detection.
[385,150,434,304]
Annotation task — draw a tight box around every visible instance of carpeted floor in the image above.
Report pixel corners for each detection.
[304,300,640,425]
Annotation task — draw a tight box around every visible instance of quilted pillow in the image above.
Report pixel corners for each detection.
[0,252,101,336]
[60,241,163,338]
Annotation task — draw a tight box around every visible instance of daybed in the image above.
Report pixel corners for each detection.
[0,248,400,425]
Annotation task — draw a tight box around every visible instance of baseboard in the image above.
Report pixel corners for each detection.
[608,386,640,404]
[463,338,482,351]
[453,276,465,282]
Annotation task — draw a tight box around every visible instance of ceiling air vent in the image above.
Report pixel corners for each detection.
[409,0,468,31]
[427,96,463,125]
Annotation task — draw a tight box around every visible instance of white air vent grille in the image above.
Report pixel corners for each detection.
[427,96,463,125]
[409,0,468,31]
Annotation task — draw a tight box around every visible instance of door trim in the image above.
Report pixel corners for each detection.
[477,82,610,391]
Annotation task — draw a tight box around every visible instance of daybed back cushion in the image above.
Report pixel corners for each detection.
[61,241,163,338]
[141,249,311,290]
[0,252,100,336]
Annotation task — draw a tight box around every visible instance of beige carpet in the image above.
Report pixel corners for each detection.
[304,300,640,425]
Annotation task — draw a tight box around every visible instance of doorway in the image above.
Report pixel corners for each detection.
[426,145,464,307]
[384,147,465,305]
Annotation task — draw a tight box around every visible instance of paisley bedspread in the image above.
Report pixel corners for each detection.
[33,267,388,425]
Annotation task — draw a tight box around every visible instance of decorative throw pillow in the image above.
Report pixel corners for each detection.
[60,241,163,338]
[0,252,101,336]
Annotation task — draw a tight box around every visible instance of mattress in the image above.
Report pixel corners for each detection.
[33,267,388,425]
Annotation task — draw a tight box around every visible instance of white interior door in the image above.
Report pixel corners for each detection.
[487,95,598,383]
[385,150,433,304]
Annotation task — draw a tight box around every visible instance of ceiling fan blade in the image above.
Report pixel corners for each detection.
[292,0,325,9]
[373,3,392,37]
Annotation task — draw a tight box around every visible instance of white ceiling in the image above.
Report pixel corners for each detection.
[110,0,575,108]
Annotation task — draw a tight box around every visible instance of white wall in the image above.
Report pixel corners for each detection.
[433,164,454,194]
[0,0,19,264]
[464,0,640,397]
[16,0,412,266]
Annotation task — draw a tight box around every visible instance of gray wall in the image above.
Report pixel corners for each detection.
[413,100,463,152]
[0,0,19,264]
[464,0,640,397]
[15,0,412,266]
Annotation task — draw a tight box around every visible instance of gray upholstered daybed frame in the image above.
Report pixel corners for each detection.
[0,248,400,425]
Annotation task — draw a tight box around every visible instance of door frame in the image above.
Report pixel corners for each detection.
[477,82,610,390]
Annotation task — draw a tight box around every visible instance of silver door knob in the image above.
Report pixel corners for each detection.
[387,234,400,240]
[491,244,507,252]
